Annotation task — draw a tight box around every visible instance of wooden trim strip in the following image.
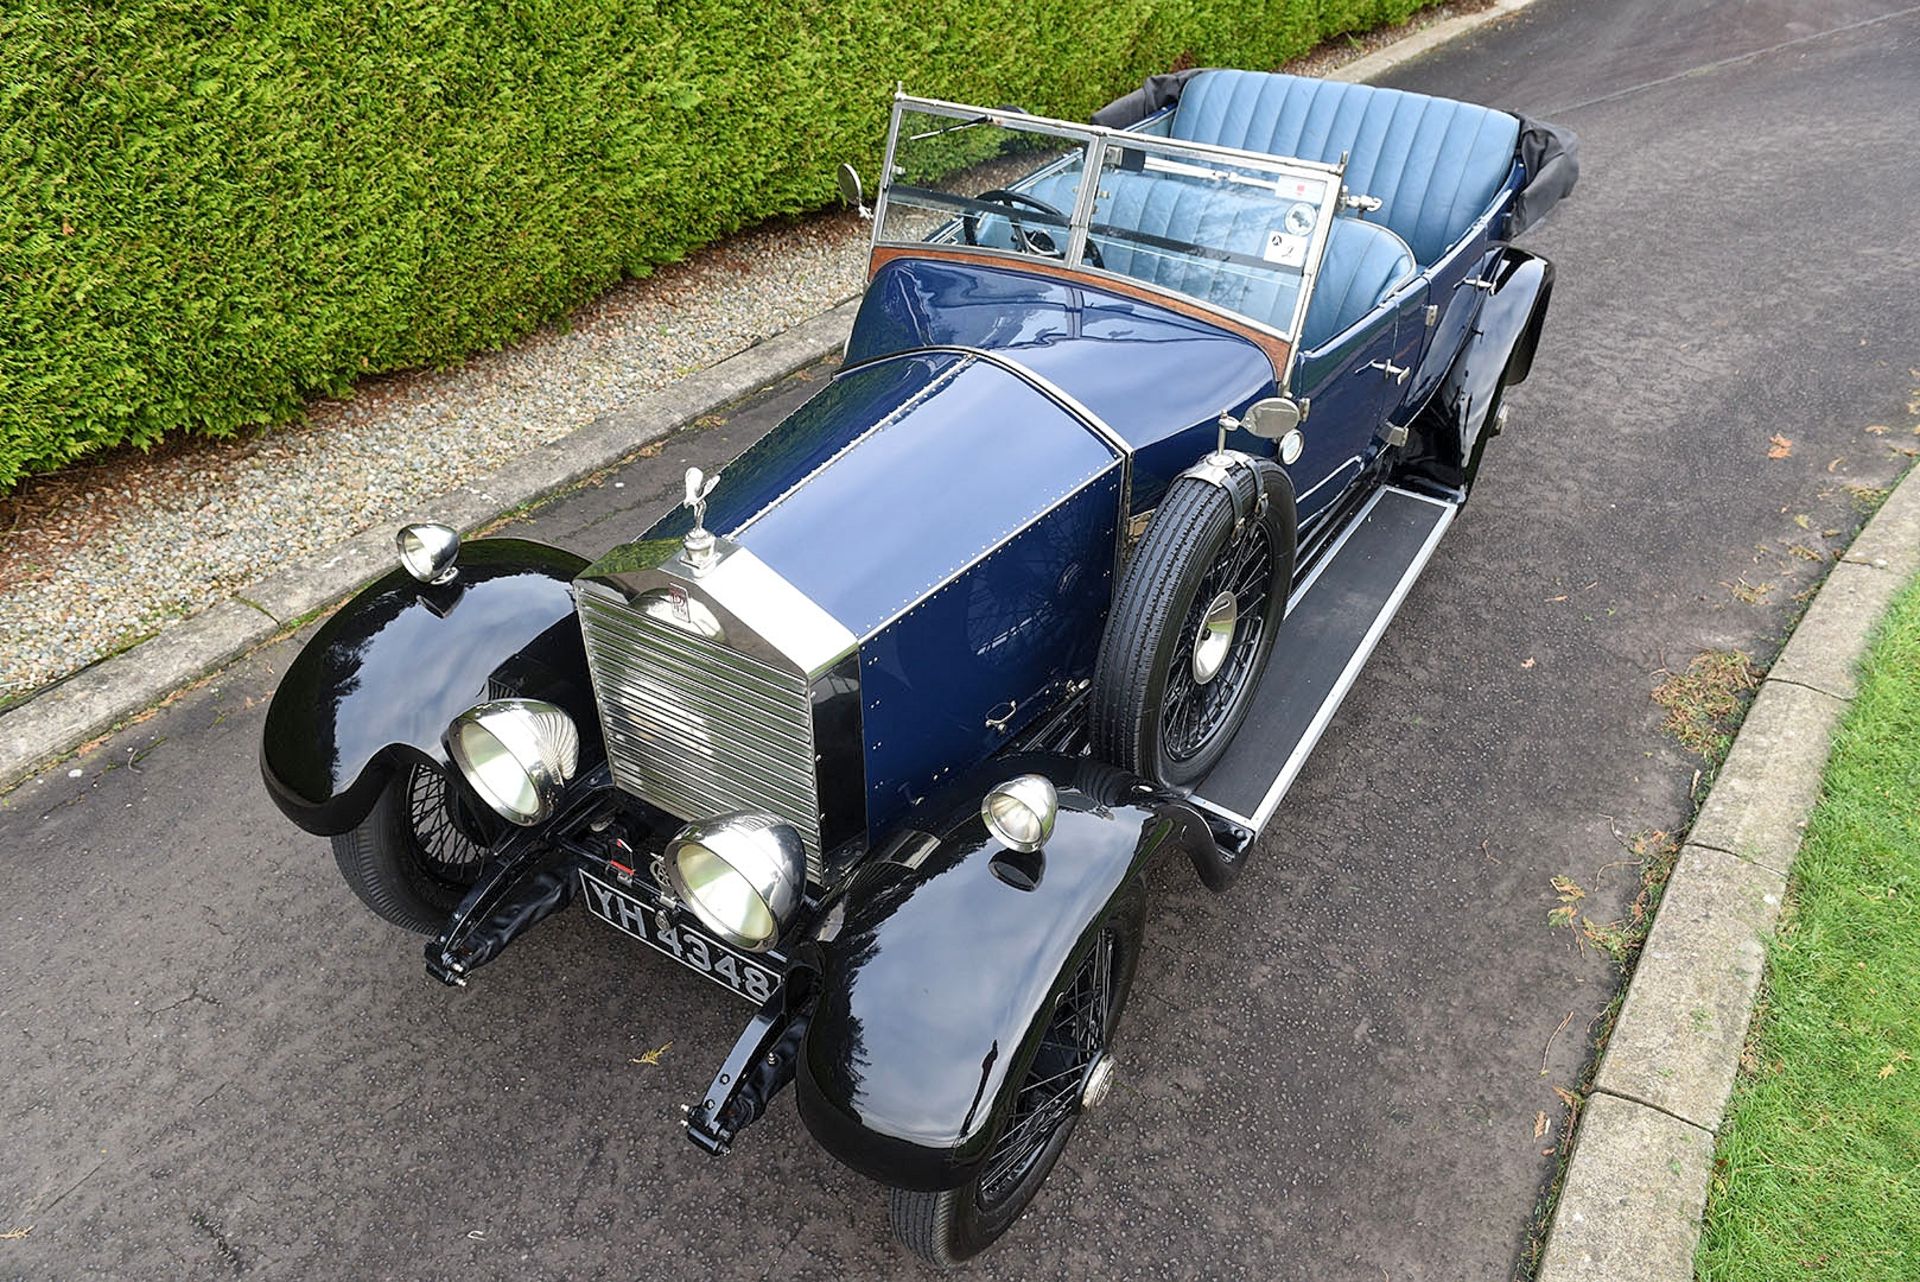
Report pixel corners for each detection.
[867,245,1292,380]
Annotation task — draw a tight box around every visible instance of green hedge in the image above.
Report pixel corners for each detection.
[0,0,1435,492]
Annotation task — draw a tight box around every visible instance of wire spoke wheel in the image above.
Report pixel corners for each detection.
[1089,459,1296,790]
[330,763,492,934]
[977,927,1117,1209]
[886,889,1145,1267]
[403,762,487,888]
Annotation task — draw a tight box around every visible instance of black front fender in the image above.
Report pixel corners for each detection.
[794,754,1217,1191]
[260,538,596,835]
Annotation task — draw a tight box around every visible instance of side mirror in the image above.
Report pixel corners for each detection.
[836,163,870,219]
[1229,396,1307,465]
[1240,396,1303,439]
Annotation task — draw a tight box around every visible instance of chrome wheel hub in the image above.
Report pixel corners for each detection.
[1081,1054,1117,1111]
[1191,590,1239,685]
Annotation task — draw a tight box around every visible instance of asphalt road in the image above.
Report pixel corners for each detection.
[5,2,1918,1277]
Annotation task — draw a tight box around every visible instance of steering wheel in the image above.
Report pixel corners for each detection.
[963,189,1105,269]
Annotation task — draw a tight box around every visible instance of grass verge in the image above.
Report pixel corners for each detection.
[1696,574,1920,1281]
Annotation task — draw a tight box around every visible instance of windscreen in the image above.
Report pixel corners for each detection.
[1081,136,1332,339]
[875,99,1341,341]
[878,107,1086,254]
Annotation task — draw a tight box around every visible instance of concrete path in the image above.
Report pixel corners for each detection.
[5,2,1919,1277]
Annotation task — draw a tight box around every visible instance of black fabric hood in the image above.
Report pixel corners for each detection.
[1510,114,1580,235]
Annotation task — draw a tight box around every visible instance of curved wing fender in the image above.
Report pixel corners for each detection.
[1398,247,1554,493]
[793,753,1218,1191]
[260,538,597,835]
[1483,247,1555,389]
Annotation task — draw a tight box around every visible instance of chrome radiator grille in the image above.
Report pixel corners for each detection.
[576,589,825,879]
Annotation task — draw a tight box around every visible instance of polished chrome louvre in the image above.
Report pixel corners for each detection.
[576,589,825,880]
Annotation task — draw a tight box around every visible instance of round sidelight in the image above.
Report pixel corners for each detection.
[397,523,460,584]
[665,813,807,952]
[980,773,1058,853]
[445,699,580,826]
[1278,427,1305,465]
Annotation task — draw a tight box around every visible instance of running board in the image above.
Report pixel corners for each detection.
[1190,485,1458,838]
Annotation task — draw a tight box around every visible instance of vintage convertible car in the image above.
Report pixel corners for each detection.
[262,70,1575,1264]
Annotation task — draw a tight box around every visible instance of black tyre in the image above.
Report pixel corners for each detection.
[886,885,1147,1268]
[330,762,489,933]
[1090,458,1296,786]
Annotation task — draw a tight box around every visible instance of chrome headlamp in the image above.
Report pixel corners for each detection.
[446,698,580,825]
[664,812,806,952]
[981,773,1058,852]
[397,522,460,584]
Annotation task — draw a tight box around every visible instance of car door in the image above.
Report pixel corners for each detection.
[1406,199,1509,408]
[1380,277,1435,444]
[1286,278,1425,525]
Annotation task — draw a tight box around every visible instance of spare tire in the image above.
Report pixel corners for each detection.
[1089,457,1296,787]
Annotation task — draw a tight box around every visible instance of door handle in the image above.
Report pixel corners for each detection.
[1364,360,1410,385]
[1463,277,1497,291]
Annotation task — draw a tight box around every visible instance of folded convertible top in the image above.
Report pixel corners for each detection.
[1509,114,1580,235]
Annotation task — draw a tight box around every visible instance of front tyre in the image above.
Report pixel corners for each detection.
[330,763,489,933]
[1090,458,1296,786]
[886,885,1146,1267]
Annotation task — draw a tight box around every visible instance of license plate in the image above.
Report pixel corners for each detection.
[578,870,780,1003]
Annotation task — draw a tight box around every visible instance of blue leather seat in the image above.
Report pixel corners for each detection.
[1298,217,1414,349]
[1167,70,1519,265]
[977,167,1412,345]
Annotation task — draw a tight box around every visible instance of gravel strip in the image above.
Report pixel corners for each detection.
[0,213,870,700]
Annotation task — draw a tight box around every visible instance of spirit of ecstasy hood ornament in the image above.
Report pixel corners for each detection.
[681,466,720,575]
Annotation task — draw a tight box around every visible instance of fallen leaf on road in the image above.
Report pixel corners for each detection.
[1865,424,1890,435]
[1547,876,1585,930]
[1533,1111,1549,1139]
[630,1040,674,1066]
[1545,593,1568,603]
[0,1227,31,1241]
[1792,513,1811,529]
[1768,434,1793,459]
[1828,456,1844,472]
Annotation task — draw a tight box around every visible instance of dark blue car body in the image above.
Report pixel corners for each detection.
[259,68,1575,1261]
